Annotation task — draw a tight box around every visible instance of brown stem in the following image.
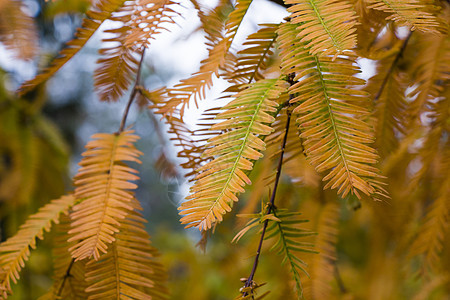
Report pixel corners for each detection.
[373,31,412,102]
[243,98,293,296]
[145,108,167,147]
[118,48,146,133]
[56,258,75,297]
[266,0,289,8]
[334,262,347,294]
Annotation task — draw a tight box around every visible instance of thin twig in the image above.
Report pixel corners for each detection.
[373,31,412,102]
[334,261,347,294]
[243,98,293,296]
[118,48,146,133]
[146,108,167,147]
[56,258,75,297]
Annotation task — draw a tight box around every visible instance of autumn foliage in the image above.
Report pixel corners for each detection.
[0,0,449,299]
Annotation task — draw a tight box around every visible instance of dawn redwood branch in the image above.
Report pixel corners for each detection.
[243,96,293,296]
[118,48,146,133]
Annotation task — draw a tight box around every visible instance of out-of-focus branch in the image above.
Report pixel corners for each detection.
[266,0,288,8]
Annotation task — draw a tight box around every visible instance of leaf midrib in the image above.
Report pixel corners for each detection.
[275,220,303,295]
[380,0,418,28]
[200,80,278,228]
[307,0,342,52]
[314,55,355,194]
[113,241,121,299]
[248,34,277,83]
[91,135,120,258]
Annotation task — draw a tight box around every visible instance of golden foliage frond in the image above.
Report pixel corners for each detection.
[40,215,87,300]
[94,0,179,102]
[0,195,75,299]
[159,0,252,116]
[285,0,358,56]
[406,32,450,127]
[94,39,142,102]
[85,200,169,299]
[191,0,232,42]
[141,87,203,178]
[68,130,143,261]
[309,202,339,299]
[159,38,228,115]
[0,0,37,60]
[371,66,408,157]
[163,37,232,115]
[169,114,204,178]
[225,0,253,40]
[234,208,316,299]
[366,0,440,33]
[353,0,390,58]
[179,79,287,231]
[266,209,316,299]
[184,106,225,179]
[124,0,180,48]
[411,274,449,300]
[19,0,126,95]
[226,23,278,88]
[410,163,450,274]
[278,22,387,200]
[411,94,450,186]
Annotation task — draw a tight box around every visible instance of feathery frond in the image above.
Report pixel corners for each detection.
[309,202,339,299]
[278,22,387,200]
[371,65,408,157]
[410,165,450,274]
[366,0,441,33]
[225,0,252,40]
[265,209,316,299]
[184,106,225,180]
[0,195,75,298]
[84,199,169,299]
[353,0,390,58]
[226,23,279,88]
[160,0,252,116]
[95,0,179,102]
[0,0,37,60]
[19,0,126,95]
[285,0,358,56]
[191,0,232,42]
[179,79,287,231]
[411,275,449,300]
[124,0,179,48]
[68,130,143,261]
[40,215,87,300]
[411,94,450,186]
[406,32,450,128]
[233,207,316,299]
[94,36,142,102]
[141,88,202,178]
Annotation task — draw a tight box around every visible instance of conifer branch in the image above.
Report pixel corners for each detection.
[118,48,146,133]
[56,258,75,297]
[243,98,292,295]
